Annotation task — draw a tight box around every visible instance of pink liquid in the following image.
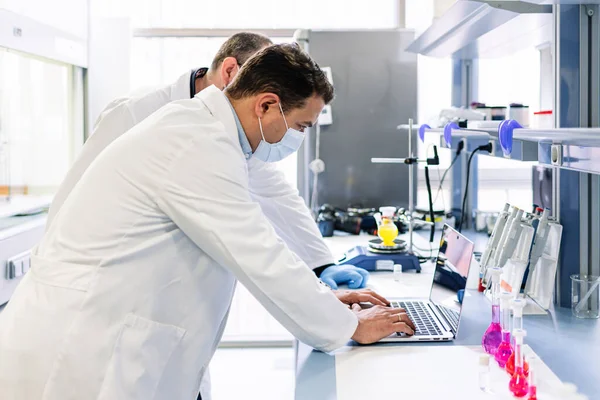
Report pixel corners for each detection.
[509,367,529,398]
[482,305,503,355]
[506,353,529,376]
[528,385,537,400]
[494,331,513,368]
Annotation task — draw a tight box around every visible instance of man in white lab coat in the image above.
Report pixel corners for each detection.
[46,32,385,400]
[0,43,414,400]
[49,32,371,296]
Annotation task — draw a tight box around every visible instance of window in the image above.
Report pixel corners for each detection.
[476,48,539,211]
[0,48,84,211]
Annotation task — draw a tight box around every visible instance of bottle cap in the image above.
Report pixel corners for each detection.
[489,267,502,283]
[511,298,526,316]
[500,291,513,306]
[479,354,490,366]
[526,353,538,366]
[512,328,527,339]
[393,264,403,273]
[559,383,578,394]
[379,206,396,218]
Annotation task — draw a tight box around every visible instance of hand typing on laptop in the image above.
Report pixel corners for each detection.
[333,289,390,307]
[350,304,416,344]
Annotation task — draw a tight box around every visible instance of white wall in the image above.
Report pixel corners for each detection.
[0,0,88,39]
[87,17,132,132]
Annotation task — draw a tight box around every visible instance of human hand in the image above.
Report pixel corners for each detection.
[350,304,415,344]
[320,265,369,290]
[333,289,390,307]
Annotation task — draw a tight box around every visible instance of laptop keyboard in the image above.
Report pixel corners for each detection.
[391,301,442,336]
[442,306,460,330]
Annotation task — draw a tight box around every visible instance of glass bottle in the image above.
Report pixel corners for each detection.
[494,292,513,367]
[506,298,529,376]
[478,354,491,393]
[527,354,538,400]
[509,329,529,397]
[482,267,503,355]
[378,206,398,246]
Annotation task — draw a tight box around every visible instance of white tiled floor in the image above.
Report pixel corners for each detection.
[209,347,295,400]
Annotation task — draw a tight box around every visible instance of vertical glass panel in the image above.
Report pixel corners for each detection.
[0,48,83,213]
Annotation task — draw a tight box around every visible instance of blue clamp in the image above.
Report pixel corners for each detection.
[443,122,459,148]
[418,124,431,143]
[498,119,522,157]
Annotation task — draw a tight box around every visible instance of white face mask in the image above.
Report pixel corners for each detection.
[253,103,305,163]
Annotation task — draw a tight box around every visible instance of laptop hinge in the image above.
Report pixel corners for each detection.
[438,304,458,335]
[429,303,452,333]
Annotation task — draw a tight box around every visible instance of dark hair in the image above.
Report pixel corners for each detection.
[226,43,334,111]
[211,32,272,70]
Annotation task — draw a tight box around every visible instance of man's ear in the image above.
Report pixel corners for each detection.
[220,57,239,88]
[254,93,280,118]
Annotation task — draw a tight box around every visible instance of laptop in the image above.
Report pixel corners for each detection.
[380,224,475,342]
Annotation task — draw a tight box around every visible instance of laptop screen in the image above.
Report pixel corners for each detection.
[429,224,475,324]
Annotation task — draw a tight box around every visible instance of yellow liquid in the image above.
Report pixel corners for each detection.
[378,221,398,246]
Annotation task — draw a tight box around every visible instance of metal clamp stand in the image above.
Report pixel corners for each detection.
[371,119,439,254]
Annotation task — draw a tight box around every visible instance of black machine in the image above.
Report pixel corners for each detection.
[316,205,408,237]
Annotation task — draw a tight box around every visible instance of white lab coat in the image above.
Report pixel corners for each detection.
[0,86,358,400]
[45,72,334,400]
[47,71,335,271]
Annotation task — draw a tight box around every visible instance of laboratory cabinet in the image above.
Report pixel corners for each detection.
[0,214,45,305]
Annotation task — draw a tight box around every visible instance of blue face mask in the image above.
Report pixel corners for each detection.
[253,103,305,163]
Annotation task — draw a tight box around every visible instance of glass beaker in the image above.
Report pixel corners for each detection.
[571,275,600,319]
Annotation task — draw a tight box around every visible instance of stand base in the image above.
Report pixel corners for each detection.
[337,246,422,273]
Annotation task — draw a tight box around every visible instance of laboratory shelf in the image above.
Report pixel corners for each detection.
[405,0,552,59]
[513,127,600,144]
[512,128,600,173]
[420,126,539,161]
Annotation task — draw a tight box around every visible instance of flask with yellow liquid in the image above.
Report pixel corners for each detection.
[377,206,398,246]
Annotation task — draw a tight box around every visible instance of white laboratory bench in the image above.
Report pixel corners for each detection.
[294,231,600,400]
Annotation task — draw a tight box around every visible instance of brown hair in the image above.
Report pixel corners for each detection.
[211,32,272,70]
[225,43,334,111]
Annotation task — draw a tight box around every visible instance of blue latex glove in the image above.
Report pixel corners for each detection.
[457,289,465,304]
[320,265,369,290]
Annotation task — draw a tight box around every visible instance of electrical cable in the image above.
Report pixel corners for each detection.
[432,140,465,205]
[424,166,435,243]
[458,143,493,232]
[413,242,438,261]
